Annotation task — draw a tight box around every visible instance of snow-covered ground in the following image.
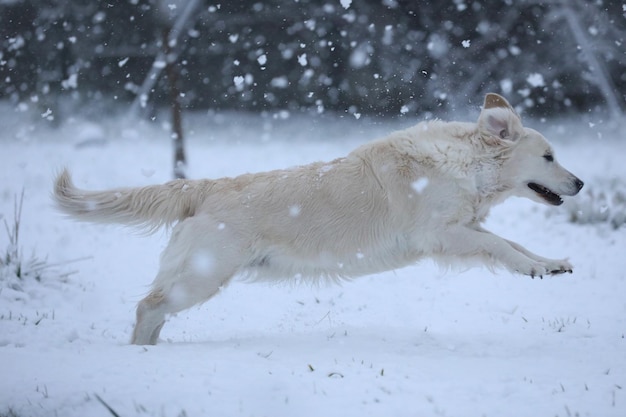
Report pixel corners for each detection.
[1,105,625,417]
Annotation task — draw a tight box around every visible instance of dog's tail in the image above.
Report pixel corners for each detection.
[53,169,206,232]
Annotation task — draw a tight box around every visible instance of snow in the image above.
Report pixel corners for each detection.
[289,205,302,218]
[1,107,625,417]
[233,75,245,91]
[500,78,513,94]
[61,73,78,90]
[427,34,449,59]
[40,108,53,120]
[271,76,289,89]
[527,73,546,88]
[411,178,430,194]
[349,43,373,69]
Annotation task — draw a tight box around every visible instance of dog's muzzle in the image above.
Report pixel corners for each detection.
[528,182,564,205]
[527,177,583,206]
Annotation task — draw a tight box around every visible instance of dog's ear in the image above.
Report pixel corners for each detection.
[484,93,513,111]
[478,93,522,143]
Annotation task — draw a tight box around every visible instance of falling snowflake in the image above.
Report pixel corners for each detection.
[412,178,429,194]
[526,73,545,88]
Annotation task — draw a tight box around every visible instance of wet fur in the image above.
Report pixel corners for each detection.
[53,94,583,344]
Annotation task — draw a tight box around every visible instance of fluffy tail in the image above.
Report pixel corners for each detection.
[53,169,206,232]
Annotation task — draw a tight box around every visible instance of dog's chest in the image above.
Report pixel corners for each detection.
[423,171,481,215]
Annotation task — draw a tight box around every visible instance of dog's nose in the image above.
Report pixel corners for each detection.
[574,177,584,192]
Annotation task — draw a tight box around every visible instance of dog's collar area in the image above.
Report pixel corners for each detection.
[528,182,563,205]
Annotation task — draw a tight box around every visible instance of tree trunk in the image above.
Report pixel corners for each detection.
[162,27,186,180]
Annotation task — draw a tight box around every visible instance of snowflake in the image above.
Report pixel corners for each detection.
[340,0,352,9]
[526,73,545,88]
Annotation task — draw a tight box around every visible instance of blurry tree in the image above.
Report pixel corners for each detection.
[146,0,203,179]
[0,0,624,119]
[551,0,624,120]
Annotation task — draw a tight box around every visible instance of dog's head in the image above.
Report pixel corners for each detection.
[478,93,583,206]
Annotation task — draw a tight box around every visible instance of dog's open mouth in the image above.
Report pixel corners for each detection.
[528,182,563,205]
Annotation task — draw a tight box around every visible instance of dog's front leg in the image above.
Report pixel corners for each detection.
[500,238,572,275]
[440,226,572,277]
[474,226,573,275]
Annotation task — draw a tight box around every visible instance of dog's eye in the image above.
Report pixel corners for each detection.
[543,154,554,162]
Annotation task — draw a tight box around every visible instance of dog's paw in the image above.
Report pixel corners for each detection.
[545,259,573,276]
[511,258,572,279]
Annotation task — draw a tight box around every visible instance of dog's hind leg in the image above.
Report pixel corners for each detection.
[132,289,170,345]
[131,265,238,345]
[131,216,242,345]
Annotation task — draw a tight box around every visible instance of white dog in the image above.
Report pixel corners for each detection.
[53,93,583,345]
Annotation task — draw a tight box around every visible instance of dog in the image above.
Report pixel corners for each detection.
[53,93,583,345]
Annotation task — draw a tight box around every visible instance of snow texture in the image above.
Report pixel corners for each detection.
[0,108,625,417]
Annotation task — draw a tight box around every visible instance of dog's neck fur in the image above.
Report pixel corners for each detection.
[471,130,518,220]
[397,119,517,224]
[400,119,514,190]
[473,135,515,195]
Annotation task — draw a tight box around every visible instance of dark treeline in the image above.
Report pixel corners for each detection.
[1,0,624,119]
